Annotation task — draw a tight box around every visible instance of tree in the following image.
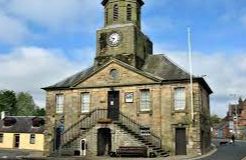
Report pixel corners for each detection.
[16,92,37,116]
[35,108,46,116]
[210,114,222,127]
[0,90,17,115]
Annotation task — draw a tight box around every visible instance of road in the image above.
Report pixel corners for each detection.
[200,140,246,160]
[0,149,29,159]
[0,140,245,160]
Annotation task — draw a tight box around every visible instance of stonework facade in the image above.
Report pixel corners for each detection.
[43,0,212,157]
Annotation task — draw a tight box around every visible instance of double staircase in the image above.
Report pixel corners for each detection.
[51,108,169,157]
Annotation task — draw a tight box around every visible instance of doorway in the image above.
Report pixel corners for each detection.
[55,126,63,150]
[97,128,111,156]
[80,139,86,156]
[14,134,20,148]
[175,128,187,155]
[108,91,119,121]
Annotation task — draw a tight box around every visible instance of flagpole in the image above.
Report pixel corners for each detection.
[187,27,194,121]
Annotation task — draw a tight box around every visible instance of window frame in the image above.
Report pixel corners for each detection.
[0,133,3,143]
[81,92,90,113]
[174,87,186,111]
[139,89,151,112]
[126,4,132,21]
[113,4,119,21]
[30,134,35,144]
[105,8,108,25]
[55,94,64,114]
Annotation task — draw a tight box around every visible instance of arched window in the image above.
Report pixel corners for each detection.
[127,4,132,21]
[113,4,119,21]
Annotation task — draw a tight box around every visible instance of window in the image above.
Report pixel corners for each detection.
[81,93,90,113]
[113,4,119,21]
[30,134,35,144]
[110,69,119,80]
[0,134,3,143]
[174,88,186,110]
[56,94,64,113]
[140,89,151,111]
[105,8,108,24]
[127,4,132,21]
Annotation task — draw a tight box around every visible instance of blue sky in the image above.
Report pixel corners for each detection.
[0,0,245,117]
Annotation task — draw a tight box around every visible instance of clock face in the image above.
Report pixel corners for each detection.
[108,32,121,46]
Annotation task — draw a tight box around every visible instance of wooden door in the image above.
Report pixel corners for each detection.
[175,128,187,155]
[108,91,119,121]
[97,128,111,156]
[14,134,20,148]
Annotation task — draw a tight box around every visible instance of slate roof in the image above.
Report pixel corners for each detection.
[142,54,190,80]
[0,116,44,134]
[43,54,212,93]
[44,66,95,89]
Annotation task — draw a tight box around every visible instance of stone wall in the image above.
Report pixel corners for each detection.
[68,123,145,156]
[44,77,211,156]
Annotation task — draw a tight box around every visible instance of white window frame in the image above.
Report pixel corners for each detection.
[81,93,90,113]
[56,94,64,114]
[140,89,151,112]
[30,134,35,144]
[174,88,186,110]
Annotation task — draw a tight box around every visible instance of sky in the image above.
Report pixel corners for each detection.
[0,0,245,117]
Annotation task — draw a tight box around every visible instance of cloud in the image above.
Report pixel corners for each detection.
[0,46,91,107]
[0,13,30,44]
[4,0,102,32]
[155,48,246,117]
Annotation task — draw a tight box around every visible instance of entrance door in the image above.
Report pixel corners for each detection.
[108,91,119,121]
[14,134,20,148]
[175,128,187,155]
[97,128,111,156]
[55,126,63,150]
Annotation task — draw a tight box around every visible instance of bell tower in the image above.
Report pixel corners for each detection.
[95,0,152,69]
[102,0,143,28]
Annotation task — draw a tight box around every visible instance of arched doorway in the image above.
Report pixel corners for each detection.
[97,128,112,156]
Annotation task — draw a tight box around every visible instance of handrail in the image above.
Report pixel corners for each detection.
[62,108,104,135]
[61,108,107,146]
[118,111,162,148]
[54,108,162,153]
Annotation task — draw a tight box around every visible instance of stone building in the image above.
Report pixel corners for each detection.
[226,98,246,139]
[43,0,212,157]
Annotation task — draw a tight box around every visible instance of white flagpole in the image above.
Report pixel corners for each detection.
[187,27,194,121]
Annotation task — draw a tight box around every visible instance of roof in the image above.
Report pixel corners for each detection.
[43,66,95,89]
[0,116,44,134]
[43,54,212,93]
[142,54,190,80]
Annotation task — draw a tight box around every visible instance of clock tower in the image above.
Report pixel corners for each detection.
[95,0,153,69]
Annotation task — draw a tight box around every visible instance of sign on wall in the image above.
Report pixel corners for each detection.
[125,92,134,103]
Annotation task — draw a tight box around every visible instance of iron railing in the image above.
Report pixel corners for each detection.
[61,108,108,146]
[52,108,162,153]
[118,111,162,149]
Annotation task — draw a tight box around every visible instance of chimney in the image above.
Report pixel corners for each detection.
[1,111,5,120]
